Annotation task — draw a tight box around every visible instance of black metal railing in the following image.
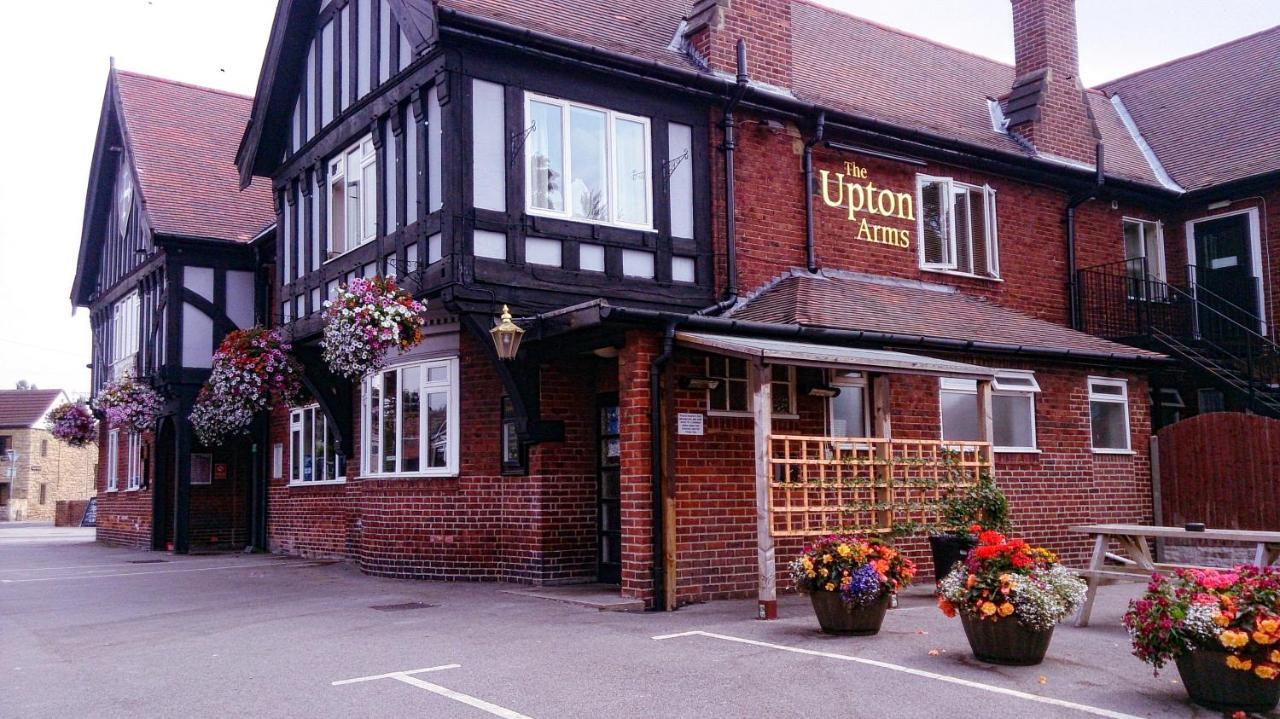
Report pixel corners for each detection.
[1077,259,1280,414]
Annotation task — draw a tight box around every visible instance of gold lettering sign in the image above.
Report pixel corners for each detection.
[818,161,913,249]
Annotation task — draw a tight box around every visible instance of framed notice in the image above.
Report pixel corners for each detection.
[191,453,213,485]
[677,413,705,436]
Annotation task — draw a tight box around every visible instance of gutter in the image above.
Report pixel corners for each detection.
[802,111,826,274]
[593,302,1170,367]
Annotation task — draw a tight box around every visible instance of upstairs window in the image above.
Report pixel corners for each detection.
[117,163,133,238]
[525,93,652,230]
[1123,218,1167,299]
[110,292,140,380]
[917,175,999,278]
[328,136,377,259]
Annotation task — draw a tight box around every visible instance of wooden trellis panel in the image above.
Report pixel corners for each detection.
[767,434,993,538]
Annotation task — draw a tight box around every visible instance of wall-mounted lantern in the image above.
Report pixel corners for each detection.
[490,305,525,360]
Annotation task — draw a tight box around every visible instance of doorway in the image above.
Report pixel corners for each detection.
[1187,209,1265,336]
[151,417,174,551]
[596,394,621,584]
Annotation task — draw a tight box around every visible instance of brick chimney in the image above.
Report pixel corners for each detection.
[683,0,793,89]
[1005,0,1099,164]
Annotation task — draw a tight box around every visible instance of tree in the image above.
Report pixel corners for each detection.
[14,380,37,390]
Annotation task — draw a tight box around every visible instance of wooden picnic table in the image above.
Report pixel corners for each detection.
[1069,523,1280,627]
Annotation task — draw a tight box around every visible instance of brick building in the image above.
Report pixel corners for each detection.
[74,0,1279,613]
[0,390,97,522]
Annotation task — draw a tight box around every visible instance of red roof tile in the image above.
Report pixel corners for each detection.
[116,71,276,242]
[0,390,66,429]
[1098,26,1280,190]
[728,272,1166,360]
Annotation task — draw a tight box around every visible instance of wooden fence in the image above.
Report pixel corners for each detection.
[1157,413,1280,530]
[767,434,992,537]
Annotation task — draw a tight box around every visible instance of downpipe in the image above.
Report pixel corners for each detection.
[1066,142,1105,330]
[698,39,750,316]
[802,111,826,274]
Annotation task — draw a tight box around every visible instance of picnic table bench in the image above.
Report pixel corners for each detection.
[1070,524,1280,627]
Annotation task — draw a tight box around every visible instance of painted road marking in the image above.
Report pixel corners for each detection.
[653,630,1144,719]
[0,561,325,584]
[333,665,533,719]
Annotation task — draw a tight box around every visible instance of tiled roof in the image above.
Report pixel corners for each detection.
[116,71,276,242]
[0,390,65,429]
[1098,25,1280,190]
[728,272,1166,360]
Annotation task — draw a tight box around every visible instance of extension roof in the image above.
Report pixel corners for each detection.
[0,390,67,430]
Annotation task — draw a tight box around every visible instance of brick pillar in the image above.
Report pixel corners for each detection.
[618,329,658,606]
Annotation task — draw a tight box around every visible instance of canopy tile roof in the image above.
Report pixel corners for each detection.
[728,271,1166,361]
[116,70,276,242]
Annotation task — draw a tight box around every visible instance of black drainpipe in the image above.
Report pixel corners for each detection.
[1066,142,1105,330]
[650,320,677,609]
[698,39,750,316]
[802,111,826,274]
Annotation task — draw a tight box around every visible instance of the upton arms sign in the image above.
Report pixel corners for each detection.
[818,161,914,249]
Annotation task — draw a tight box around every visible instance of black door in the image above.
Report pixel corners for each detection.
[1193,213,1261,336]
[597,395,621,584]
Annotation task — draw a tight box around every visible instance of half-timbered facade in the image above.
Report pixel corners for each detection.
[71,68,276,552]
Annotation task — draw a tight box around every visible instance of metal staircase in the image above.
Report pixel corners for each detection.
[1076,259,1280,418]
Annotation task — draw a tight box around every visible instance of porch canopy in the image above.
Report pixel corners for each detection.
[675,331,998,620]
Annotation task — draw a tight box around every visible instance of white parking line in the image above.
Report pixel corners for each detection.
[652,630,1143,719]
[0,561,323,584]
[333,665,533,719]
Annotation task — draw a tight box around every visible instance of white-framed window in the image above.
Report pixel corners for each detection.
[1123,218,1167,299]
[125,431,142,490]
[328,135,378,259]
[117,163,133,239]
[917,175,999,278]
[1088,377,1131,453]
[290,405,345,484]
[106,429,120,491]
[704,358,795,416]
[940,371,1040,452]
[362,357,459,477]
[524,93,653,230]
[110,292,140,380]
[828,370,871,438]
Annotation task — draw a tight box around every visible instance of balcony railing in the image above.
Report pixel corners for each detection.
[767,435,992,538]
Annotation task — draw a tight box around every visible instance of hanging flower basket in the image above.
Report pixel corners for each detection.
[47,401,98,447]
[190,327,302,446]
[937,529,1087,665]
[790,535,916,635]
[1124,566,1280,713]
[94,376,163,433]
[321,276,427,379]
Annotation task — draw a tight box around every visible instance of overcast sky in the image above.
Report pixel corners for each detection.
[1,0,1277,396]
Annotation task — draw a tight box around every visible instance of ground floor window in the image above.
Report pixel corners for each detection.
[940,371,1040,451]
[362,357,459,477]
[106,429,119,491]
[828,370,869,438]
[290,405,345,484]
[500,397,526,474]
[705,358,795,416]
[1089,377,1131,452]
[126,432,142,490]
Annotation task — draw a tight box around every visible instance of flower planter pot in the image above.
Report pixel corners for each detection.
[1175,650,1280,713]
[929,533,976,582]
[809,590,891,635]
[959,612,1054,665]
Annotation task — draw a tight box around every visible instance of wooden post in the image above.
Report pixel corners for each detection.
[872,374,893,530]
[661,360,678,612]
[976,378,994,479]
[753,359,776,619]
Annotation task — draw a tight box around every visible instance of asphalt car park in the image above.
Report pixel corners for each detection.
[1,525,1199,718]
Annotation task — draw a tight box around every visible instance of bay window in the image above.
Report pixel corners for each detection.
[328,136,377,258]
[940,371,1039,452]
[290,405,345,484]
[1088,377,1131,452]
[525,93,652,229]
[917,175,999,278]
[362,358,458,476]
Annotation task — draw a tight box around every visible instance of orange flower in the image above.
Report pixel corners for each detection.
[980,601,998,617]
[1220,630,1250,649]
[1226,655,1254,671]
[1260,617,1280,635]
[937,596,956,618]
[1270,649,1280,664]
[1255,664,1280,680]
[1253,631,1278,646]
[1213,612,1232,627]
[998,602,1015,617]
[965,575,977,589]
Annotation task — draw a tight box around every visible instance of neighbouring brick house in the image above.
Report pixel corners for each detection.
[74,0,1280,615]
[0,390,97,522]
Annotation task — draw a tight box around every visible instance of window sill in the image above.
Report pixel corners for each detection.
[994,447,1041,455]
[106,488,118,493]
[920,267,1003,283]
[321,239,375,268]
[706,410,799,420]
[287,479,348,487]
[526,207,654,234]
[125,487,141,492]
[1091,448,1136,456]
[355,473,459,481]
